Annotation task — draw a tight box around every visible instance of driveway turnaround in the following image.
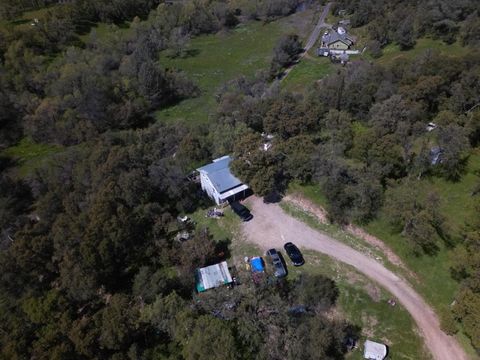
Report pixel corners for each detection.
[242,196,467,360]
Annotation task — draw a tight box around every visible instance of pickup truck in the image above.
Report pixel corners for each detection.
[265,248,287,278]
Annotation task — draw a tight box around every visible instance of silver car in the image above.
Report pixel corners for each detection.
[266,248,287,278]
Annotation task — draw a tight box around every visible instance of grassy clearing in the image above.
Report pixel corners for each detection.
[188,205,240,243]
[155,21,288,125]
[376,38,470,65]
[1,138,62,178]
[282,55,333,92]
[155,9,317,126]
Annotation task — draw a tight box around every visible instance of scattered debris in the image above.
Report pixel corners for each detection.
[426,122,437,132]
[206,208,224,218]
[387,298,396,307]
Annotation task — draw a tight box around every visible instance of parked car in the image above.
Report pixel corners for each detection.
[230,201,253,221]
[265,248,287,278]
[283,242,305,266]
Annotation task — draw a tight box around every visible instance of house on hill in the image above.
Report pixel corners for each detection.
[197,156,250,205]
[321,29,356,50]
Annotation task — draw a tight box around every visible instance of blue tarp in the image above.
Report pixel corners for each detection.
[251,257,265,273]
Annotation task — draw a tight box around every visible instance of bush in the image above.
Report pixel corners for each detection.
[439,308,458,335]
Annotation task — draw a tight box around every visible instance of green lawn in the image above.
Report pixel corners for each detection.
[282,56,333,92]
[1,138,62,178]
[154,10,317,126]
[155,21,287,125]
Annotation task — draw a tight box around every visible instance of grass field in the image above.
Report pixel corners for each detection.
[154,9,318,126]
[1,138,62,178]
[282,55,333,92]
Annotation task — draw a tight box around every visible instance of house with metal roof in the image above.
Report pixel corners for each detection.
[197,155,249,205]
[195,261,233,292]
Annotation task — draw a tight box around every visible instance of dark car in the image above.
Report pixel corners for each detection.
[283,242,305,266]
[266,248,287,278]
[230,201,253,221]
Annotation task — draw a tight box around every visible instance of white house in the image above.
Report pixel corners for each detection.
[197,156,249,205]
[364,340,388,360]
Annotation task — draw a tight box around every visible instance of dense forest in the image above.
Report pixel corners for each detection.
[1,0,480,358]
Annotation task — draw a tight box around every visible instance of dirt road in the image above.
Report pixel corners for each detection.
[242,196,467,360]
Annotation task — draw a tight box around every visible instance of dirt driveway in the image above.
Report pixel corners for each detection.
[242,196,467,360]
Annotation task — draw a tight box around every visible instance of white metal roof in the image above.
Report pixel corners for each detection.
[196,261,233,292]
[197,156,245,194]
[364,340,387,360]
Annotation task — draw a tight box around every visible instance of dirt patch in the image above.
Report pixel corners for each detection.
[364,283,382,302]
[361,313,379,338]
[283,194,329,223]
[344,271,381,302]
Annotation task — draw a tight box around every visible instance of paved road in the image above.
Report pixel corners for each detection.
[242,196,468,360]
[281,2,331,81]
[304,2,331,52]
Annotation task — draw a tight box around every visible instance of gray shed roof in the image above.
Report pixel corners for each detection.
[197,156,243,194]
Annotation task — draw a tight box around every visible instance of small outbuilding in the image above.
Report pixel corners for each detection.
[364,340,388,360]
[197,156,249,205]
[195,261,233,292]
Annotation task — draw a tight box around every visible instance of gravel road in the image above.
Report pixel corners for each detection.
[303,2,331,51]
[242,196,468,360]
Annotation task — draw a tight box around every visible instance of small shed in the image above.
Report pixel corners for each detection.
[195,261,233,292]
[364,340,388,360]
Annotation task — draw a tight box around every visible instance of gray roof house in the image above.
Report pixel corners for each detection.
[321,30,356,50]
[197,156,249,205]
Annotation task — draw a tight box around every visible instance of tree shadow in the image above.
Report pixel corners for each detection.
[214,238,232,261]
[181,48,201,58]
[263,191,283,204]
[278,251,289,277]
[0,155,15,172]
